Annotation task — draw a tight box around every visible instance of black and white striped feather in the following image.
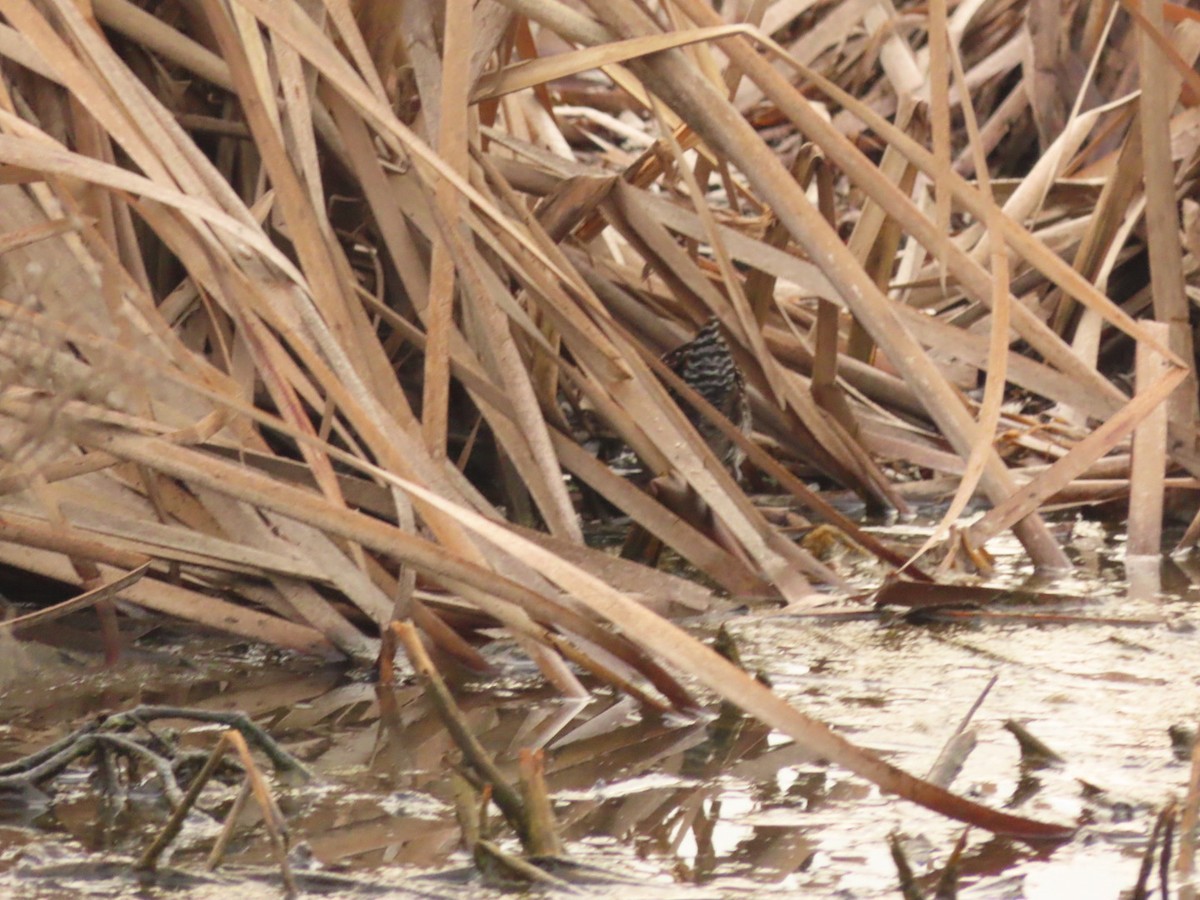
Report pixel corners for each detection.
[662,317,751,470]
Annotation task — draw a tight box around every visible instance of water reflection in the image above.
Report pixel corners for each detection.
[0,518,1192,898]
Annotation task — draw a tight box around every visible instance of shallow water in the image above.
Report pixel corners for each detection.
[0,518,1194,898]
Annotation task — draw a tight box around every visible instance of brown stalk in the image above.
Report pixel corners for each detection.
[394,621,530,847]
[74,420,697,707]
[137,729,296,896]
[1135,0,1199,442]
[1128,322,1171,555]
[420,0,471,459]
[0,561,147,634]
[391,468,1074,838]
[673,0,1162,404]
[564,0,1068,568]
[969,365,1186,545]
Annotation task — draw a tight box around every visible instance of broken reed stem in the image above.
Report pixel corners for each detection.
[926,674,996,788]
[207,777,253,870]
[925,733,976,791]
[95,745,121,807]
[136,729,296,897]
[518,748,563,858]
[223,729,296,897]
[136,732,232,871]
[377,619,398,685]
[450,771,482,848]
[1128,321,1170,556]
[542,632,671,713]
[392,620,530,847]
[478,784,493,842]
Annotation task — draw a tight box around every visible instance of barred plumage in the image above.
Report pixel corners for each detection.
[662,317,751,471]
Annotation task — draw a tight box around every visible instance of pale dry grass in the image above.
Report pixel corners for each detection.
[0,0,1193,834]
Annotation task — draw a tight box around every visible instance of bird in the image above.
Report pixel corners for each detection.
[620,316,752,564]
[661,316,751,472]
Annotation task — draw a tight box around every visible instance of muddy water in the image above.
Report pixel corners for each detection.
[0,520,1194,898]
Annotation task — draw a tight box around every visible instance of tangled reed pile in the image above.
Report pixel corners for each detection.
[0,0,1194,836]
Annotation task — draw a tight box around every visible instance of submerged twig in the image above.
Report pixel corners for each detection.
[92,733,184,809]
[112,706,311,779]
[0,726,102,786]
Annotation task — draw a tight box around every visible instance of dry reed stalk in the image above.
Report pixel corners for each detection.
[1128,321,1171,555]
[0,0,1191,834]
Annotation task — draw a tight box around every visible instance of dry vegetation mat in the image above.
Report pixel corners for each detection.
[0,0,1196,841]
